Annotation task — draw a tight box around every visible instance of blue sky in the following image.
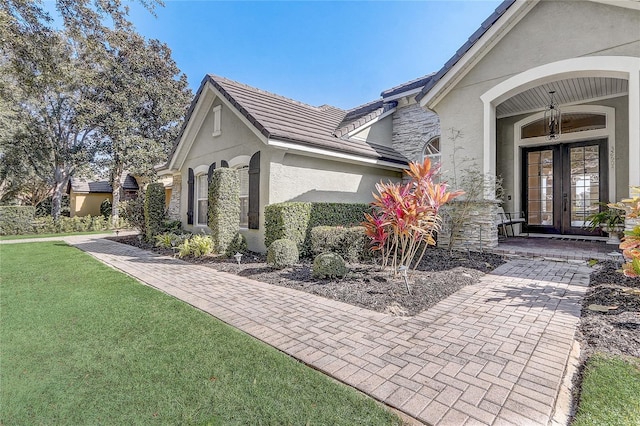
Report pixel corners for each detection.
[53,1,504,109]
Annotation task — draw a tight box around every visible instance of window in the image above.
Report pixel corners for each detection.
[422,136,441,164]
[521,113,606,139]
[196,174,208,226]
[212,105,222,137]
[237,166,249,227]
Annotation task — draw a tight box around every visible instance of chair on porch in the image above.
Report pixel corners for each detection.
[497,207,526,238]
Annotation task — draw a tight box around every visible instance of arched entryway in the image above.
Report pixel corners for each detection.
[481,56,640,237]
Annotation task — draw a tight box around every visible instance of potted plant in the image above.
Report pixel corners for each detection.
[584,203,625,244]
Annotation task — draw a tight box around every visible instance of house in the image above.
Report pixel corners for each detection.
[159,74,443,252]
[162,0,638,253]
[415,0,639,248]
[67,172,139,217]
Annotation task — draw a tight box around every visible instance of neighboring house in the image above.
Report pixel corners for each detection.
[67,172,139,217]
[416,0,639,247]
[159,74,441,252]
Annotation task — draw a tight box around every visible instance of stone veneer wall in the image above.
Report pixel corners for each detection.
[438,201,499,251]
[392,101,440,163]
[167,174,181,220]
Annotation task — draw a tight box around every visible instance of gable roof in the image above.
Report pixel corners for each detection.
[333,99,398,138]
[381,73,435,99]
[166,75,409,169]
[416,0,516,103]
[68,172,138,194]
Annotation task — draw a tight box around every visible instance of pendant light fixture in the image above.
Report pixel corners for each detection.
[544,90,561,140]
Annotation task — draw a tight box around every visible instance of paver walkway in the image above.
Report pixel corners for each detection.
[60,235,590,425]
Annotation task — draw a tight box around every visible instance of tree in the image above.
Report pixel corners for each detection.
[0,0,184,219]
[0,28,105,218]
[94,25,191,223]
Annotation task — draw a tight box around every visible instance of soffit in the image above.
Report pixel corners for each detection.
[496,76,628,118]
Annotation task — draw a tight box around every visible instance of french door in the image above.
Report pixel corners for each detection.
[522,139,608,235]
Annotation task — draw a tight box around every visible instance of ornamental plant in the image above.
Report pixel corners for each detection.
[620,226,640,278]
[363,157,463,275]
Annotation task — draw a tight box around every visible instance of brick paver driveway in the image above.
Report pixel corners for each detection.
[64,235,590,425]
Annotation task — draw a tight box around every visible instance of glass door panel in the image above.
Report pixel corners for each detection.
[526,149,554,227]
[522,139,607,235]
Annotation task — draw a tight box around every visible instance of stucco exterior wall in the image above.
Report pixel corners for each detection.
[178,96,268,250]
[351,115,393,148]
[269,153,402,206]
[433,0,640,177]
[392,100,440,163]
[70,192,111,217]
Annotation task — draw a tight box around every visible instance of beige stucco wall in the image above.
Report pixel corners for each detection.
[433,0,640,178]
[179,96,268,250]
[70,192,111,217]
[269,153,402,204]
[351,115,393,147]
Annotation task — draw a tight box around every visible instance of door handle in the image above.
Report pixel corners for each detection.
[563,193,568,212]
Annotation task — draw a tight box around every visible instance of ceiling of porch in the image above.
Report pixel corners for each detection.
[496,77,628,118]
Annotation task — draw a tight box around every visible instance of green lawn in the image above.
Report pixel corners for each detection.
[0,242,400,425]
[0,230,114,240]
[573,353,640,426]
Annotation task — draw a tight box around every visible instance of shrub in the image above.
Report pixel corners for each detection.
[35,195,70,218]
[177,234,214,258]
[120,192,145,235]
[363,157,462,274]
[266,239,299,269]
[310,226,367,262]
[209,168,240,253]
[312,252,347,279]
[144,183,166,241]
[0,206,35,235]
[162,219,182,233]
[154,232,185,249]
[225,232,247,258]
[29,215,110,234]
[100,198,112,220]
[265,202,371,256]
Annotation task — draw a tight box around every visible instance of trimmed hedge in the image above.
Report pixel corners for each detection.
[264,202,371,256]
[145,183,166,241]
[208,168,240,254]
[0,206,36,235]
[267,239,299,269]
[310,226,367,263]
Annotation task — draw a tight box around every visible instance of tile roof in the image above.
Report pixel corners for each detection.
[69,172,138,193]
[206,75,408,164]
[333,99,398,138]
[415,0,516,103]
[380,73,435,99]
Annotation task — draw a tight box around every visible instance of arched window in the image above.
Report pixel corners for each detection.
[237,166,249,227]
[422,136,441,164]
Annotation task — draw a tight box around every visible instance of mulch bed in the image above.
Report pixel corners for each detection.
[578,261,640,358]
[109,235,505,316]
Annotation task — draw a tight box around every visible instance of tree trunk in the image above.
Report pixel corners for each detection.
[111,166,123,227]
[51,166,70,220]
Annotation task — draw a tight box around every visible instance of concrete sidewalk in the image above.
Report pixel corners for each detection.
[61,235,590,425]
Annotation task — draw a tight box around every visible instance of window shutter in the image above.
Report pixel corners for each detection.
[221,160,229,168]
[248,151,260,229]
[207,162,216,183]
[187,168,195,225]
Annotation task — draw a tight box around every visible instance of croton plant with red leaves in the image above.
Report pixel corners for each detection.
[363,158,463,275]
